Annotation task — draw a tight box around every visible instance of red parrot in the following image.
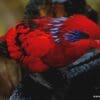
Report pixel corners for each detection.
[4,15,100,73]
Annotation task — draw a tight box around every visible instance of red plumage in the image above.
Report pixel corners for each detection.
[5,15,100,72]
[62,15,100,39]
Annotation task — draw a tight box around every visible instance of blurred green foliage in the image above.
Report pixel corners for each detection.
[0,0,28,35]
